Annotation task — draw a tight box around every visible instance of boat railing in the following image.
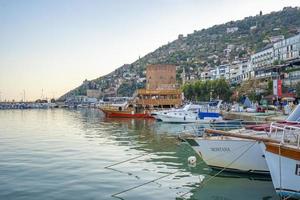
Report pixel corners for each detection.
[198,107,220,113]
[269,122,300,148]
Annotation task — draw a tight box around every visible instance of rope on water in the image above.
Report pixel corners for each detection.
[104,153,151,169]
[111,170,180,198]
[179,141,257,199]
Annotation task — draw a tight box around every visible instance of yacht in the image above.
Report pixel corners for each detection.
[151,103,202,121]
[154,100,222,123]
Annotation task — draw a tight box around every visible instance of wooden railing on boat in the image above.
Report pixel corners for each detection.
[135,98,182,106]
[204,128,281,144]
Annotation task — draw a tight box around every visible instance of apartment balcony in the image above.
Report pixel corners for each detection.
[255,72,279,79]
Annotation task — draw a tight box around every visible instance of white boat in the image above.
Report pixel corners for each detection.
[182,122,299,174]
[184,132,270,174]
[154,100,223,123]
[181,104,300,173]
[260,126,300,198]
[151,103,202,121]
[158,111,222,123]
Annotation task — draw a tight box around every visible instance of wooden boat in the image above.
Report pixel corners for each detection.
[100,88,183,119]
[99,103,152,118]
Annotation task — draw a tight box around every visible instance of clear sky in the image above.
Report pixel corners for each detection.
[0,0,299,101]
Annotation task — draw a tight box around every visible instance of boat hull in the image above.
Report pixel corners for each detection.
[262,143,300,198]
[100,109,153,118]
[159,114,222,123]
[186,138,269,174]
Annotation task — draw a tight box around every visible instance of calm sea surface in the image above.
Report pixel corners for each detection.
[0,109,279,200]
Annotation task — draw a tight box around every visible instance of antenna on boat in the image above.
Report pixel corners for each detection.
[23,89,26,102]
[41,89,44,100]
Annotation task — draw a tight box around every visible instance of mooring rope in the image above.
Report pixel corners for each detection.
[111,169,181,198]
[179,141,257,198]
[282,189,300,200]
[104,152,151,169]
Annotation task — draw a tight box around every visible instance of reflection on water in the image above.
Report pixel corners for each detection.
[0,109,279,200]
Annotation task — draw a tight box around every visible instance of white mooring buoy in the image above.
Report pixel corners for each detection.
[188,156,197,167]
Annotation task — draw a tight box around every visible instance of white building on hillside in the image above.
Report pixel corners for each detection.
[226,27,238,34]
[274,33,300,62]
[229,61,242,84]
[200,71,212,80]
[229,60,253,84]
[217,64,230,79]
[250,45,274,78]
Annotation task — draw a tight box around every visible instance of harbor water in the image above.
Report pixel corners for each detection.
[0,109,280,200]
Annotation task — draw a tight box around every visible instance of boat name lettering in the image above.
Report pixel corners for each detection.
[210,147,231,152]
[296,164,300,176]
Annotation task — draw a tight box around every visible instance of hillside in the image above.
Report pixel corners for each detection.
[58,7,300,101]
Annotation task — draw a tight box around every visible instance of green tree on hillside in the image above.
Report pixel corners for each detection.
[183,79,232,102]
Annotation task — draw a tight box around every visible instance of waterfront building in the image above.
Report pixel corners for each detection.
[250,34,300,81]
[250,45,276,79]
[146,64,176,90]
[121,64,183,109]
[274,33,300,86]
[273,33,300,62]
[137,64,182,108]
